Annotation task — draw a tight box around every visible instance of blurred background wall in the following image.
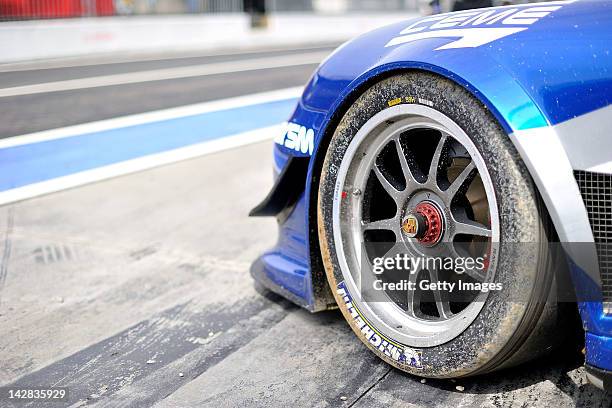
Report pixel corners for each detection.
[0,0,555,63]
[0,0,544,21]
[0,0,411,19]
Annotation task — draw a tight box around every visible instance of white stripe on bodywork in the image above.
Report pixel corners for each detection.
[510,125,601,284]
[587,161,612,173]
[385,27,527,50]
[551,105,612,172]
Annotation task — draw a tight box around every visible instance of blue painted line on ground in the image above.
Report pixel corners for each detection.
[0,98,297,191]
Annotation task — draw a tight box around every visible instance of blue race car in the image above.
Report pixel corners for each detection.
[250,0,612,389]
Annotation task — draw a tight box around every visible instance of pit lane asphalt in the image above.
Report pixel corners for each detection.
[0,48,611,407]
[0,45,333,138]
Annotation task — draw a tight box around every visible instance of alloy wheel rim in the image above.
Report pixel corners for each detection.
[332,104,500,347]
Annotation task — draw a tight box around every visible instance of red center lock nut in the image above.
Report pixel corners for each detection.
[401,201,444,246]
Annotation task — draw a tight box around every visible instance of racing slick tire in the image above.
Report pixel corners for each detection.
[317,72,571,377]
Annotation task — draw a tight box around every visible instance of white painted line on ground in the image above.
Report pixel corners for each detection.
[0,123,281,206]
[0,86,302,148]
[0,51,326,98]
[0,44,336,73]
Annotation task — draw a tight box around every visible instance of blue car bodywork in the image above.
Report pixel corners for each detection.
[250,0,612,387]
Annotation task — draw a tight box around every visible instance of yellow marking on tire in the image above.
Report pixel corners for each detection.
[388,98,402,107]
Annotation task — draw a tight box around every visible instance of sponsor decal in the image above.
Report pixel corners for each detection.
[337,281,423,369]
[274,121,315,155]
[386,1,572,50]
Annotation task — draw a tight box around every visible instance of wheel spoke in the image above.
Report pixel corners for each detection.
[453,219,492,238]
[427,268,453,320]
[464,265,487,283]
[450,245,487,282]
[405,269,421,317]
[373,164,401,201]
[395,139,420,187]
[427,134,448,187]
[362,217,397,232]
[444,161,476,202]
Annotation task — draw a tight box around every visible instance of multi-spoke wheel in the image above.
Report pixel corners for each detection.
[318,73,574,377]
[333,101,500,346]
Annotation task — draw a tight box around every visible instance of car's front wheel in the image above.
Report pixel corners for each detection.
[317,72,567,377]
